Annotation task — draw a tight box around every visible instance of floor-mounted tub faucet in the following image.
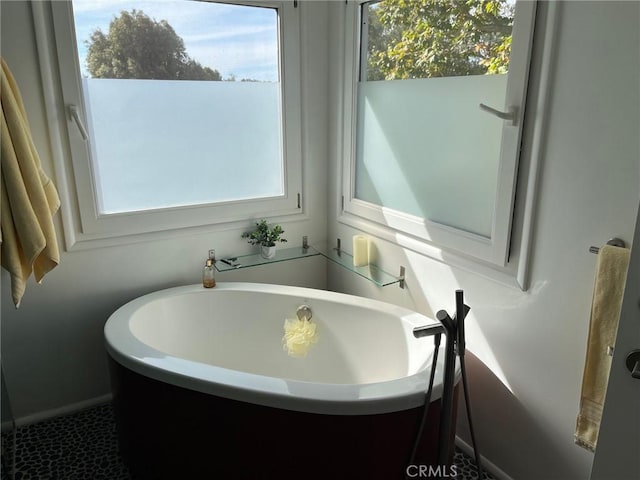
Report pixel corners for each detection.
[410,290,482,479]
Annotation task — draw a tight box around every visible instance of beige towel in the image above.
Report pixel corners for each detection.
[575,245,630,451]
[1,57,60,308]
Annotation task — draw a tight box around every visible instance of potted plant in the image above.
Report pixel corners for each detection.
[242,219,287,259]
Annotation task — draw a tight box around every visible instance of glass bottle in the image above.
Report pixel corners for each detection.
[203,258,216,288]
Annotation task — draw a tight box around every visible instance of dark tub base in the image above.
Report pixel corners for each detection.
[109,359,458,480]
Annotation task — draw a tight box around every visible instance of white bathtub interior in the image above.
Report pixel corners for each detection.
[128,288,435,385]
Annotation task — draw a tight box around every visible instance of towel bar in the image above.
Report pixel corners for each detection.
[589,237,625,254]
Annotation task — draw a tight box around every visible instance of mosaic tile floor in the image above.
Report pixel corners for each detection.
[1,403,494,479]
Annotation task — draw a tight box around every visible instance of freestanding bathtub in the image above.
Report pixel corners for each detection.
[104,282,458,479]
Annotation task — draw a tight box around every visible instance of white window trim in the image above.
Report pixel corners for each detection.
[336,0,557,289]
[32,0,305,250]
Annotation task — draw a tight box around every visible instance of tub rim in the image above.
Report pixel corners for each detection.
[104,282,455,415]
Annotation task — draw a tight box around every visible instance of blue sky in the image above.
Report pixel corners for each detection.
[71,0,279,81]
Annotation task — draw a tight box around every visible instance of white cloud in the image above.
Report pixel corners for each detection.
[182,25,276,44]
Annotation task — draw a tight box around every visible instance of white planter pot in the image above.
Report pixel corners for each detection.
[261,245,276,259]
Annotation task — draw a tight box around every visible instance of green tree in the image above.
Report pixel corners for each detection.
[366,0,514,80]
[86,9,221,81]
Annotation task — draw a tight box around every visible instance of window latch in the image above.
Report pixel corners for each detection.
[68,104,89,140]
[479,103,518,126]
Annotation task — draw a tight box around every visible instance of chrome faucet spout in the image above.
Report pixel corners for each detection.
[412,323,445,338]
[296,305,312,322]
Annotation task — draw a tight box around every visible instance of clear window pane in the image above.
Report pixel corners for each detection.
[71,0,282,214]
[363,0,515,81]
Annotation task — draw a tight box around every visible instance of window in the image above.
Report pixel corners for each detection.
[36,0,302,247]
[340,0,537,267]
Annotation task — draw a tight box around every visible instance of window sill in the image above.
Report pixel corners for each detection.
[337,211,527,291]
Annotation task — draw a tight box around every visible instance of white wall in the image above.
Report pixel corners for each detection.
[0,0,329,421]
[327,2,639,480]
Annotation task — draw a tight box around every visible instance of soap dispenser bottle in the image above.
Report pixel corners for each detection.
[203,257,216,288]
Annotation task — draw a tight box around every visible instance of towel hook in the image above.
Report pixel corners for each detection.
[589,237,626,254]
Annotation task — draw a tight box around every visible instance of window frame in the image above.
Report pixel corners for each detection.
[33,0,304,249]
[339,0,538,269]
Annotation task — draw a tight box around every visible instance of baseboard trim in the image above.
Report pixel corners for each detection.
[1,394,113,432]
[0,420,14,433]
[455,436,514,480]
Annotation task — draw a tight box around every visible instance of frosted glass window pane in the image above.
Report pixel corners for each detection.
[84,79,283,214]
[354,75,507,238]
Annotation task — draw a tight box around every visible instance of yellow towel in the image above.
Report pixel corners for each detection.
[575,245,630,452]
[1,57,60,308]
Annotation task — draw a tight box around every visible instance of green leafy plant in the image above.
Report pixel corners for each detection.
[242,220,287,247]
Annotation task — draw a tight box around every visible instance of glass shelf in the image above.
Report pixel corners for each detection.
[215,246,320,272]
[215,242,404,288]
[313,244,403,287]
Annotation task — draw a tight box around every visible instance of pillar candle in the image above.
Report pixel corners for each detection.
[352,235,369,267]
